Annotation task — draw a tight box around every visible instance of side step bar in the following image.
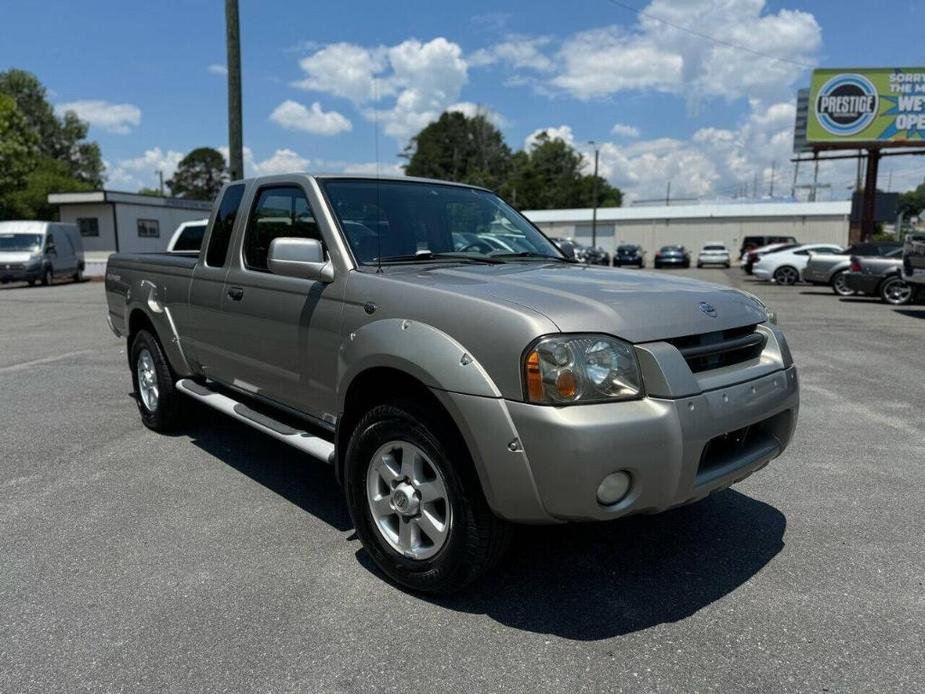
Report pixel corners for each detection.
[176,379,335,464]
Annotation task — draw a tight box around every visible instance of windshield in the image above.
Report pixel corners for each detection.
[703,245,726,251]
[321,179,563,264]
[0,234,42,252]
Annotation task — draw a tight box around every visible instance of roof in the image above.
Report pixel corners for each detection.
[523,200,852,224]
[0,220,63,233]
[47,190,212,210]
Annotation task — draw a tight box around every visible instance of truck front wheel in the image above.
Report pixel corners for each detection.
[130,329,181,432]
[344,401,510,593]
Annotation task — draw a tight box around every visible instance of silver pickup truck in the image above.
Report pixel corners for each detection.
[105,174,799,592]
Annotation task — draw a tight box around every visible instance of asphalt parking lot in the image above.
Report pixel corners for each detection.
[1,271,923,693]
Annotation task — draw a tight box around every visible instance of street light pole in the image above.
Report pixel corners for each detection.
[589,141,600,248]
[225,0,244,181]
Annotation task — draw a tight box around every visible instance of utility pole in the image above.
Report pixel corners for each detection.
[791,160,800,198]
[225,0,244,181]
[665,180,671,206]
[769,160,776,197]
[811,155,819,202]
[156,169,164,196]
[588,142,600,248]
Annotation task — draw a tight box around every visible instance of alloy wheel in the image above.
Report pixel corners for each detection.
[882,278,913,305]
[136,348,159,412]
[366,440,451,560]
[775,266,799,285]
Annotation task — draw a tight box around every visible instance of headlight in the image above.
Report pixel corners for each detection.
[26,254,42,267]
[741,291,777,325]
[524,334,643,404]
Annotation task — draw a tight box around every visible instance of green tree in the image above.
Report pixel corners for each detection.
[167,147,228,200]
[0,94,38,207]
[403,110,513,191]
[1,157,93,221]
[507,131,622,210]
[0,68,104,186]
[899,180,925,219]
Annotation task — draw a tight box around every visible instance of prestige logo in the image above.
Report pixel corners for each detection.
[816,73,879,136]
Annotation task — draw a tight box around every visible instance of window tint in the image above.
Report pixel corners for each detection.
[243,186,320,271]
[206,183,245,267]
[173,224,206,252]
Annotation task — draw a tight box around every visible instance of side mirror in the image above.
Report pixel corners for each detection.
[558,242,576,259]
[267,237,334,283]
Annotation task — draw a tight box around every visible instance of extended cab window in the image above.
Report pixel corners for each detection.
[243,186,321,272]
[205,183,245,267]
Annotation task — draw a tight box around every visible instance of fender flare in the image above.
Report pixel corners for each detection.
[337,318,501,413]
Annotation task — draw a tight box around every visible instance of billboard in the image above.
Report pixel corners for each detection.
[807,68,925,146]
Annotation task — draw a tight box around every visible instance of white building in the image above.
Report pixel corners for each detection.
[48,190,212,255]
[524,201,852,256]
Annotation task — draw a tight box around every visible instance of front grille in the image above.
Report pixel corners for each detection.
[666,324,766,373]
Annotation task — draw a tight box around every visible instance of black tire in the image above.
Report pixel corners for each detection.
[129,329,182,432]
[831,271,856,297]
[344,400,510,593]
[773,265,799,286]
[41,266,52,286]
[27,278,35,287]
[879,276,914,306]
[72,265,83,283]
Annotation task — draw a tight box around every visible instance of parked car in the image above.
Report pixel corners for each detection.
[752,243,843,285]
[803,242,902,296]
[0,221,85,286]
[654,245,690,268]
[104,173,798,593]
[697,243,731,268]
[844,249,917,305]
[739,235,798,260]
[902,231,925,291]
[167,219,209,253]
[742,242,800,275]
[613,244,645,268]
[575,243,611,266]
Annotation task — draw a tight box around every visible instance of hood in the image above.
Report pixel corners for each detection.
[0,252,36,264]
[385,263,768,343]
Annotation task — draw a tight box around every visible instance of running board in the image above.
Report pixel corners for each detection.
[176,379,335,464]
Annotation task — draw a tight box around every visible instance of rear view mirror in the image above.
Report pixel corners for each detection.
[267,237,334,283]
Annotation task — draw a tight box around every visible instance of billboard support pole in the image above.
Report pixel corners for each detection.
[791,160,799,198]
[860,149,881,243]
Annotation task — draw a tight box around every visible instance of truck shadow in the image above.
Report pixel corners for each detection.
[419,489,786,641]
[177,404,353,532]
[168,400,785,641]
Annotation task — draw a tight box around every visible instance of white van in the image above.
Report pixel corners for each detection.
[0,221,85,286]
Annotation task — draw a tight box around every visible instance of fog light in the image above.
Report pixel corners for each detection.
[596,471,631,505]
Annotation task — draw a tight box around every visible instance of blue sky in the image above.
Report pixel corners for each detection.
[2,0,925,201]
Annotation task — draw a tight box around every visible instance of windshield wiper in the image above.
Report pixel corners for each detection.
[376,251,505,265]
[489,251,574,262]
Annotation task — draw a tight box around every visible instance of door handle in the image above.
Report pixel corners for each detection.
[227,286,245,301]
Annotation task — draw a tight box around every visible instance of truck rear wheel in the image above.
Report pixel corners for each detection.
[130,329,181,432]
[344,401,510,593]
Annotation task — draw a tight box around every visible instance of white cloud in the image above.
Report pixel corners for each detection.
[207,63,227,76]
[270,100,352,135]
[341,161,405,176]
[550,1,820,102]
[294,42,388,103]
[253,148,311,175]
[107,147,184,191]
[611,123,640,138]
[293,37,469,142]
[524,125,575,150]
[446,101,508,127]
[56,100,141,134]
[469,35,554,72]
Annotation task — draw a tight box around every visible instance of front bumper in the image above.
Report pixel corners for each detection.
[440,327,799,524]
[0,265,41,282]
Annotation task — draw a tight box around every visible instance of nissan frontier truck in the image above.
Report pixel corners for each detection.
[105,174,799,592]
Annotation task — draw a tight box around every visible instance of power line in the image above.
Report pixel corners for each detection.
[605,0,815,69]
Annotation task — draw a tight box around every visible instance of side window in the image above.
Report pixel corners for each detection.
[77,218,99,237]
[206,183,246,267]
[243,186,320,272]
[793,249,809,256]
[45,233,56,253]
[137,219,160,238]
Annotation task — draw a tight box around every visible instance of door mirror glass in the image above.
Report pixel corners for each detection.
[267,237,334,282]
